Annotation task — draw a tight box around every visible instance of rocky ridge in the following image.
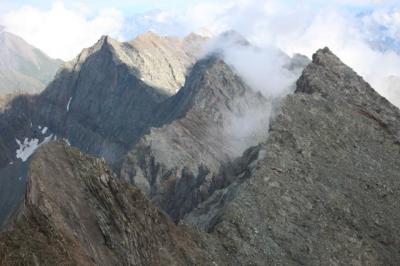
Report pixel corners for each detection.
[0,141,226,265]
[0,31,209,229]
[121,56,269,221]
[0,32,399,265]
[182,48,400,265]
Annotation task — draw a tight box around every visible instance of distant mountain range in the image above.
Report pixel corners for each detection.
[0,28,62,97]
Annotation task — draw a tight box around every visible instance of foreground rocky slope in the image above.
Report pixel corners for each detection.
[0,141,226,265]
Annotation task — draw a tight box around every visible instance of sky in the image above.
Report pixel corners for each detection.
[0,0,398,60]
[0,0,400,106]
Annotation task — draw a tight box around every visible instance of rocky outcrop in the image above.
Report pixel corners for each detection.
[183,48,400,265]
[120,56,269,221]
[129,31,208,94]
[0,141,226,266]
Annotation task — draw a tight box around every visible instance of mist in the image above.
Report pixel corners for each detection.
[203,32,305,155]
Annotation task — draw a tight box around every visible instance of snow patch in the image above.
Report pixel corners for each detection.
[64,138,71,146]
[43,134,54,143]
[16,138,39,162]
[67,97,72,111]
[41,127,48,134]
[15,134,54,162]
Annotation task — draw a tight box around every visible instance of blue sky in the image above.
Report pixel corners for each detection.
[1,0,398,58]
[0,0,389,17]
[0,0,211,16]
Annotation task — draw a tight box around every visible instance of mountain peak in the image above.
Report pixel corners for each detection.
[134,31,162,41]
[296,47,364,97]
[218,30,250,46]
[184,32,208,41]
[296,46,400,141]
[312,47,346,69]
[97,35,111,46]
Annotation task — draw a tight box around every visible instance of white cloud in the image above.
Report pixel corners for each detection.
[1,1,124,60]
[1,0,400,107]
[177,0,400,107]
[204,32,302,155]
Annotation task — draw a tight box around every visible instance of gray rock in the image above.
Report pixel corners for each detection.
[184,47,400,265]
[120,56,269,221]
[0,32,207,227]
[0,141,225,265]
[1,37,400,265]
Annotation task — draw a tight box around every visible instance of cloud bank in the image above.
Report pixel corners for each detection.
[0,1,124,60]
[186,0,400,107]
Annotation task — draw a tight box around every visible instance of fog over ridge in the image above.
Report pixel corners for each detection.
[200,31,304,155]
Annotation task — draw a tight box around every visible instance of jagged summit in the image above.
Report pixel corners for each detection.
[59,32,207,95]
[131,30,166,42]
[205,30,251,59]
[129,31,208,93]
[153,56,236,123]
[297,46,400,139]
[218,30,251,46]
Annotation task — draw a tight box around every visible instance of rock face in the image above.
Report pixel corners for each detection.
[0,30,62,95]
[0,32,206,227]
[129,31,208,94]
[1,33,400,265]
[35,32,206,164]
[36,35,170,165]
[0,141,224,266]
[121,56,269,221]
[183,48,400,265]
